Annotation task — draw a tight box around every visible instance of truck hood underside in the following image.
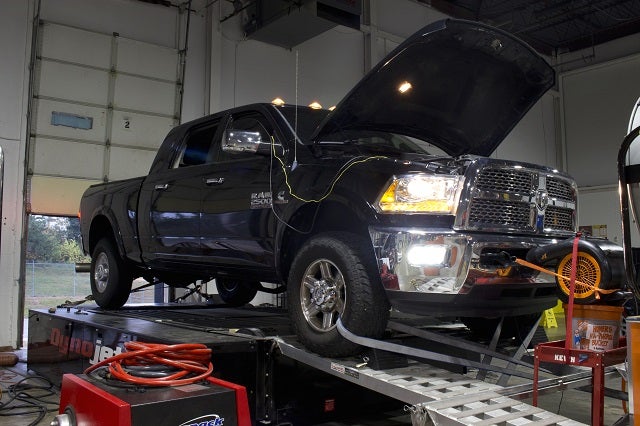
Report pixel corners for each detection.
[313,19,555,157]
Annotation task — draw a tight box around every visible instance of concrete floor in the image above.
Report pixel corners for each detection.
[0,312,632,426]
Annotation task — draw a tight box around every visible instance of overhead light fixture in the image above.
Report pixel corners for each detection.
[308,101,322,109]
[271,98,285,106]
[398,81,412,94]
[328,106,336,111]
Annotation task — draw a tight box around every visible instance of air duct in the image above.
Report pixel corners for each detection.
[244,0,361,48]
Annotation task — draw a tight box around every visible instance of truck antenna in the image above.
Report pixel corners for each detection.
[292,50,299,171]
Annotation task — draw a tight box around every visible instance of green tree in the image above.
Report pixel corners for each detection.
[26,216,62,261]
[26,215,88,263]
[64,218,82,245]
[59,239,88,263]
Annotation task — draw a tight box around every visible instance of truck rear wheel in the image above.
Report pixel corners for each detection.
[288,233,390,357]
[215,279,258,306]
[91,238,132,309]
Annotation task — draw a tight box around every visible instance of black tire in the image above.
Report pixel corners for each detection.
[90,238,133,309]
[215,279,259,306]
[288,233,390,357]
[462,313,542,345]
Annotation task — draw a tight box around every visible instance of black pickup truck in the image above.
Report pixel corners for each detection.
[80,19,581,356]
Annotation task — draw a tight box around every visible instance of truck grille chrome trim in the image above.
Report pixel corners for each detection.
[457,159,577,235]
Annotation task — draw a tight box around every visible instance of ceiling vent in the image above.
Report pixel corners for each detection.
[244,0,361,49]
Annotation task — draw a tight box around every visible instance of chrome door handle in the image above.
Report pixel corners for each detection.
[205,177,225,185]
[154,183,169,190]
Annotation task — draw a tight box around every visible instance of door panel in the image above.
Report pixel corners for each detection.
[200,111,278,270]
[139,167,206,265]
[200,159,274,269]
[138,120,220,267]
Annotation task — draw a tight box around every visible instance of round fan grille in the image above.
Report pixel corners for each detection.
[556,251,601,299]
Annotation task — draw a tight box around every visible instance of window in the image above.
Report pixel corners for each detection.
[173,122,219,168]
[51,111,93,130]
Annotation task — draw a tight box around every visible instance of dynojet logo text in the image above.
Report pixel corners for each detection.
[49,327,124,364]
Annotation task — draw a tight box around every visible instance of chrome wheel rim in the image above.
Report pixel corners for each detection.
[300,259,346,332]
[94,252,110,294]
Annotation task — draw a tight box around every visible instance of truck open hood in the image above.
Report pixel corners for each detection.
[313,19,555,157]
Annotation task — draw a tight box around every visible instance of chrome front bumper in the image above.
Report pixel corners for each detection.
[370,228,560,296]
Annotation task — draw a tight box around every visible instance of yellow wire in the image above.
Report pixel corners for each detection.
[271,136,387,203]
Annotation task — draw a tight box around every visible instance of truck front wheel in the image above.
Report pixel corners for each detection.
[288,233,390,357]
[91,238,133,309]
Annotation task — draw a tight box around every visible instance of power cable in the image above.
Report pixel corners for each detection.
[268,132,386,233]
[0,375,58,426]
[84,342,213,387]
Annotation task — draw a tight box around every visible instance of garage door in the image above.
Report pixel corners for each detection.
[29,22,182,215]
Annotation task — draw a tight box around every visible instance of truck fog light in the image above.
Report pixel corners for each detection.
[407,245,448,266]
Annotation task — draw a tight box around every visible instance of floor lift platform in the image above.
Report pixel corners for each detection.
[27,304,605,425]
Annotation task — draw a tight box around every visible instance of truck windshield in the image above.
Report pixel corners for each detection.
[274,105,447,156]
[316,129,448,157]
[275,105,330,144]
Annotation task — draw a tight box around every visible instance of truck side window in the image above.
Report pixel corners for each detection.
[217,113,272,163]
[173,122,219,168]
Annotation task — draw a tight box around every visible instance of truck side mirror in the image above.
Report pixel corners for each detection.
[222,129,273,156]
[222,129,261,153]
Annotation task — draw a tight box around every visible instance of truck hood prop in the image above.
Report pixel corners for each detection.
[313,19,555,157]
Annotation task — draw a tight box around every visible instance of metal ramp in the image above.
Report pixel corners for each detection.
[275,337,587,426]
[424,394,581,426]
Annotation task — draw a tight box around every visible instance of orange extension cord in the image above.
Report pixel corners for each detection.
[84,342,213,387]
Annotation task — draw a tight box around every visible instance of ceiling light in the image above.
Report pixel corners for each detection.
[308,101,322,109]
[328,106,336,111]
[271,98,285,106]
[398,81,412,93]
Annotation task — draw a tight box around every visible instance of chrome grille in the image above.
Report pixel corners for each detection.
[476,169,532,193]
[468,199,532,229]
[547,177,574,201]
[544,206,574,231]
[463,162,577,235]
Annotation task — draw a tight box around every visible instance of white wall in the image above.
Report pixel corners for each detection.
[580,187,621,242]
[559,48,640,247]
[561,54,640,187]
[39,0,207,122]
[555,24,640,245]
[0,0,208,348]
[213,9,365,112]
[576,185,640,248]
[495,93,560,169]
[0,0,32,349]
[376,0,448,38]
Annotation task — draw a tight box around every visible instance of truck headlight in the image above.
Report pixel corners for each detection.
[376,175,463,214]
